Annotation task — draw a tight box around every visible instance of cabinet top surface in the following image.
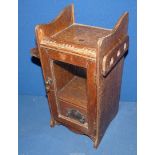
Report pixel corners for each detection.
[40,24,111,58]
[51,24,110,48]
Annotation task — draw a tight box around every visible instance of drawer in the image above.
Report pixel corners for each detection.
[59,100,87,125]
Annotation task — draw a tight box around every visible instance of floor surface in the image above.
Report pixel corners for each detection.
[19,95,136,155]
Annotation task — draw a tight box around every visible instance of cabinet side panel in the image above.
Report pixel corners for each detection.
[95,58,124,147]
[95,12,128,148]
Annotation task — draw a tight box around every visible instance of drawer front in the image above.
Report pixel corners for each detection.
[59,100,87,125]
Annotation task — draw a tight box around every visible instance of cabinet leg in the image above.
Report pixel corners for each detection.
[50,118,60,127]
[93,139,99,148]
[50,118,55,127]
[54,120,60,125]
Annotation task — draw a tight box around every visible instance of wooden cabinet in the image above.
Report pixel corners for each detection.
[31,4,129,148]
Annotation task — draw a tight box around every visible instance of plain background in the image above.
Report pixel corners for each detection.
[18,0,137,102]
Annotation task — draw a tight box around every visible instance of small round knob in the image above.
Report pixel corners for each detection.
[45,80,49,85]
[45,78,52,85]
[45,86,50,93]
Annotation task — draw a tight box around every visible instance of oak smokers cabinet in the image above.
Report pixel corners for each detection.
[31,4,129,148]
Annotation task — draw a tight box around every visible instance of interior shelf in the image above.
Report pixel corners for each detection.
[57,76,87,109]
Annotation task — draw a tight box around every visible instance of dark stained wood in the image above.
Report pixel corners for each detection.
[49,24,111,49]
[53,60,74,91]
[39,24,111,59]
[45,48,89,68]
[59,99,87,122]
[58,76,87,109]
[38,50,59,124]
[35,4,74,44]
[86,60,97,137]
[31,4,129,149]
[95,12,129,148]
[102,35,129,76]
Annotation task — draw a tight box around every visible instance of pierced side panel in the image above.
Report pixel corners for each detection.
[95,12,129,148]
[102,36,129,76]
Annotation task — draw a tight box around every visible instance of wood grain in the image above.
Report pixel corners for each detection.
[31,4,129,148]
